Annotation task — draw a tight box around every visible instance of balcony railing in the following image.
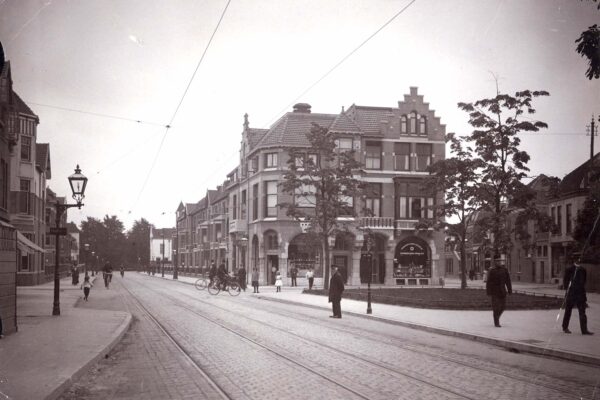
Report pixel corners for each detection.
[395,219,419,231]
[360,217,394,229]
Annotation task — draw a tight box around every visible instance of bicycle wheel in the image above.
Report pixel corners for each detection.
[227,281,241,296]
[194,278,207,290]
[207,280,221,295]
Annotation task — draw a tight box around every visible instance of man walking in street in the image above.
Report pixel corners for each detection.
[328,266,345,318]
[306,267,314,290]
[562,258,594,335]
[486,255,512,327]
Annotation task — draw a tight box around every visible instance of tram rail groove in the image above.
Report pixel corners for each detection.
[161,280,595,400]
[134,280,487,400]
[120,282,233,400]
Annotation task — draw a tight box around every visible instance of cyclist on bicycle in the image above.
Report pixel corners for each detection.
[208,260,217,285]
[217,262,227,290]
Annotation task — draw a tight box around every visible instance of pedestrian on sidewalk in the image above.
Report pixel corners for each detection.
[238,265,247,292]
[81,275,93,301]
[328,266,345,318]
[562,258,594,335]
[251,267,259,293]
[290,266,298,287]
[306,267,315,290]
[120,265,125,278]
[275,271,282,292]
[486,256,512,327]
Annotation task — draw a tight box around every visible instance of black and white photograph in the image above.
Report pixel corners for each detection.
[0,1,599,399]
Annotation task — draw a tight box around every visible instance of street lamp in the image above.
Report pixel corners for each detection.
[52,165,87,316]
[161,230,165,277]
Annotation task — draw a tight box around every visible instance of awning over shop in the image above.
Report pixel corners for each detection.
[16,231,46,254]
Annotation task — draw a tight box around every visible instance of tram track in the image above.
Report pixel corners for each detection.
[129,277,478,400]
[125,275,596,400]
[161,278,595,400]
[119,280,233,400]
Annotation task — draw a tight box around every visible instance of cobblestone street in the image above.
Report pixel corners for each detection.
[60,274,599,400]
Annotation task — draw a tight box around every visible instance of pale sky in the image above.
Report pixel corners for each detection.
[1,0,598,230]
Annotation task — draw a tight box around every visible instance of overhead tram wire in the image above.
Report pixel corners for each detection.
[262,0,418,128]
[172,0,419,199]
[26,102,170,128]
[127,0,232,214]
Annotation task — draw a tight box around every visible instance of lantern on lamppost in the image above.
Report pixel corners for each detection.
[52,165,88,316]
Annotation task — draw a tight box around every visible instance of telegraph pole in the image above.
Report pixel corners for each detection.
[587,115,598,162]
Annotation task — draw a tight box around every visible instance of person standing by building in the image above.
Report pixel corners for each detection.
[120,265,125,278]
[562,259,594,335]
[485,256,512,327]
[306,267,315,290]
[328,266,345,318]
[290,266,298,287]
[81,275,93,301]
[275,271,282,292]
[251,267,260,293]
[238,265,247,292]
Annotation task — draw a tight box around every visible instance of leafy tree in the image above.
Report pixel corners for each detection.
[126,218,151,268]
[280,123,364,289]
[423,133,483,289]
[79,215,127,268]
[458,90,549,258]
[576,0,600,80]
[573,162,600,260]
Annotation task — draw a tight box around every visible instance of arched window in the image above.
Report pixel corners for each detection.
[400,116,407,134]
[419,116,427,135]
[409,112,417,134]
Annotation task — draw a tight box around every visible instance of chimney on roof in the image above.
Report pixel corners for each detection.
[293,103,311,113]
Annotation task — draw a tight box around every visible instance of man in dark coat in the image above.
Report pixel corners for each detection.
[562,260,594,335]
[486,256,512,327]
[328,267,345,318]
[208,261,217,284]
[290,266,298,287]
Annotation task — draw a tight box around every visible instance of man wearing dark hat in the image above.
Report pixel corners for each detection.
[486,255,512,327]
[562,256,594,335]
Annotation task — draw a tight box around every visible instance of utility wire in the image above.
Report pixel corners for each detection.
[26,102,169,128]
[128,0,232,213]
[263,0,418,128]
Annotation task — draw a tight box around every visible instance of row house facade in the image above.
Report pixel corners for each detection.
[176,87,446,287]
[444,157,595,285]
[44,189,75,279]
[173,185,229,274]
[0,55,18,334]
[9,93,50,285]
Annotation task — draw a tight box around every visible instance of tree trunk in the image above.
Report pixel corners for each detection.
[323,236,330,290]
[460,238,467,289]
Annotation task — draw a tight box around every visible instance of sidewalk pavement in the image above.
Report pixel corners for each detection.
[160,272,600,366]
[1,273,596,400]
[0,274,131,400]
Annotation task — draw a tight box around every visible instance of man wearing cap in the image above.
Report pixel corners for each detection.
[486,255,512,327]
[562,258,594,335]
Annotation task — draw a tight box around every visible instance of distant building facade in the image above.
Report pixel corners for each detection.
[176,87,446,287]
